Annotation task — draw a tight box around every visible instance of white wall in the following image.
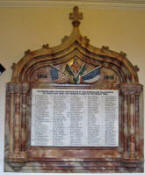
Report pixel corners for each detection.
[0,6,145,175]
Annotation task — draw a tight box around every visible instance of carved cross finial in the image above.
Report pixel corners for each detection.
[69,6,83,27]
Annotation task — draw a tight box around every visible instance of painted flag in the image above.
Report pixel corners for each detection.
[65,64,74,76]
[50,66,68,83]
[74,64,86,84]
[81,66,101,83]
[50,67,59,80]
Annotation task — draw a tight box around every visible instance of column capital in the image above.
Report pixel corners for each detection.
[120,83,143,96]
[7,83,29,94]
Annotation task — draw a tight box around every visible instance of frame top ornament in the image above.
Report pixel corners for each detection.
[69,6,83,27]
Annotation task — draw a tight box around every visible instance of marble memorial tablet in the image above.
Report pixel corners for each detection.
[31,89,119,147]
[5,7,144,172]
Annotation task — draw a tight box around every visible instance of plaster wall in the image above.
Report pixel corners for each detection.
[0,7,145,174]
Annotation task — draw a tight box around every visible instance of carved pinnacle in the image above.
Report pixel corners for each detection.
[61,35,68,43]
[11,63,16,70]
[83,36,90,45]
[101,46,109,51]
[134,65,139,72]
[120,51,127,57]
[24,49,31,56]
[42,44,49,49]
[69,6,83,27]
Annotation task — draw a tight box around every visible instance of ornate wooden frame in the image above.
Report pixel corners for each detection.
[5,6,144,173]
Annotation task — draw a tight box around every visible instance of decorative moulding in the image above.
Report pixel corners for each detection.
[0,0,145,9]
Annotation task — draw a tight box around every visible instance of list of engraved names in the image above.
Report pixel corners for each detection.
[31,89,119,147]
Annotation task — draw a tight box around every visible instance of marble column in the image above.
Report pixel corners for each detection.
[121,84,143,159]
